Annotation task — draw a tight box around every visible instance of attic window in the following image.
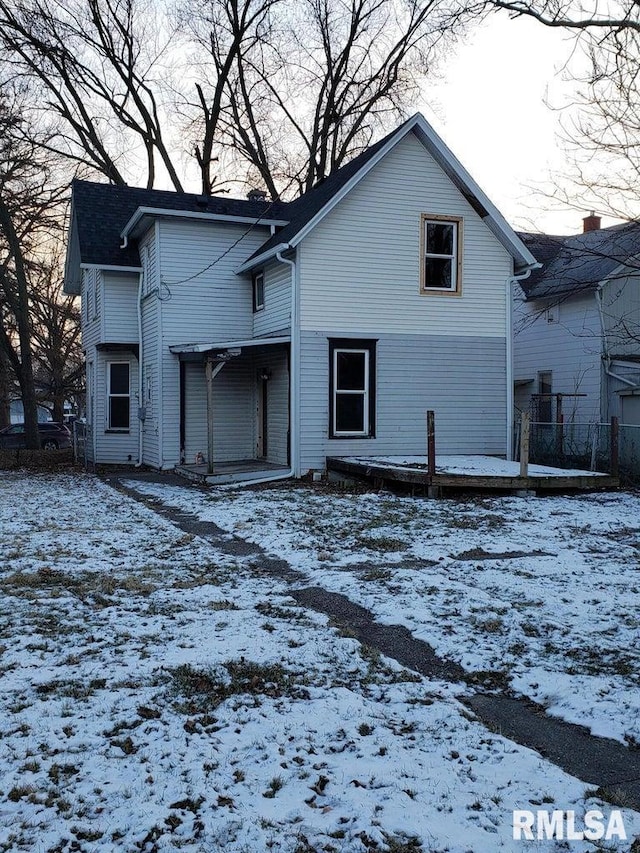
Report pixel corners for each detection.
[420,214,463,295]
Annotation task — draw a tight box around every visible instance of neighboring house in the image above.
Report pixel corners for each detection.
[9,400,52,424]
[513,216,640,428]
[63,112,538,479]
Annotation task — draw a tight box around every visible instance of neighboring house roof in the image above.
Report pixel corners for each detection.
[69,180,288,269]
[518,221,640,300]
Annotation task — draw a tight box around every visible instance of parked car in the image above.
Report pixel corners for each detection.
[0,422,72,450]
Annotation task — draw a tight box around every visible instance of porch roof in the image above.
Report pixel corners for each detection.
[169,335,290,357]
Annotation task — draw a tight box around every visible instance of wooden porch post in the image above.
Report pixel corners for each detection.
[206,357,215,475]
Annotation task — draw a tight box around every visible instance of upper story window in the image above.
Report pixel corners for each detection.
[420,214,463,295]
[253,271,265,312]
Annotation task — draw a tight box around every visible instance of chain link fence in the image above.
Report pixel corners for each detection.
[72,421,94,470]
[515,420,640,485]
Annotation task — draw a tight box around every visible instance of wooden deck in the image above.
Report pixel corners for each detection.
[326,456,618,494]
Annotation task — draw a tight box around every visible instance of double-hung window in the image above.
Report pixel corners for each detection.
[107,362,130,431]
[329,339,376,438]
[420,214,463,294]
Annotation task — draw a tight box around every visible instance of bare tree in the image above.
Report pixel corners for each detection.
[189,0,466,197]
[0,0,183,190]
[487,0,640,33]
[0,89,67,447]
[483,0,640,220]
[0,0,474,197]
[30,255,83,423]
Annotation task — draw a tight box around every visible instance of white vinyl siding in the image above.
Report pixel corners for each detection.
[601,273,640,359]
[512,287,601,423]
[140,225,161,467]
[103,271,139,342]
[298,131,513,336]
[253,260,292,337]
[158,219,271,466]
[256,348,289,465]
[92,351,139,464]
[183,359,255,464]
[81,270,101,354]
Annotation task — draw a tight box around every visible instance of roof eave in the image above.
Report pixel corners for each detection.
[236,243,291,274]
[121,206,289,242]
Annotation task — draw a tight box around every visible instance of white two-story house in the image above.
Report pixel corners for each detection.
[513,217,640,428]
[64,113,538,482]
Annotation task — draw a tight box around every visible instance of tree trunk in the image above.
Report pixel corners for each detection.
[0,350,11,428]
[0,196,40,448]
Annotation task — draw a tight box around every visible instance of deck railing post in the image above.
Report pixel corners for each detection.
[519,412,530,478]
[610,416,619,477]
[556,413,564,459]
[427,410,436,484]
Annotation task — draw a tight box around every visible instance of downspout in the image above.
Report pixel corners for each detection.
[135,268,144,466]
[595,287,639,424]
[507,268,533,460]
[277,249,299,478]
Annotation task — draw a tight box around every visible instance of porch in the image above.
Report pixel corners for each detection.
[170,336,290,478]
[175,458,291,485]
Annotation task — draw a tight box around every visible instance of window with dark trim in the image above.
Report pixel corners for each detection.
[253,271,265,312]
[107,362,130,431]
[420,214,463,294]
[329,339,376,438]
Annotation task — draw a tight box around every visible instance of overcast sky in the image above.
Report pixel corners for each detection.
[421,14,591,235]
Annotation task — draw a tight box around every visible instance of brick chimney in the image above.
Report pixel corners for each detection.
[583,212,601,233]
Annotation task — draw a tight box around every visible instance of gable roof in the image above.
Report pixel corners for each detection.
[518,221,640,300]
[65,112,539,295]
[238,113,539,274]
[69,179,289,269]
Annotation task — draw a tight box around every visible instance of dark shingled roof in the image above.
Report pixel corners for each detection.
[71,179,290,268]
[518,221,640,300]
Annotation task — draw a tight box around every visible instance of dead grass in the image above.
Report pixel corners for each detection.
[170,659,311,715]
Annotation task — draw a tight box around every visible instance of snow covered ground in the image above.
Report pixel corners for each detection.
[342,455,609,478]
[1,470,638,853]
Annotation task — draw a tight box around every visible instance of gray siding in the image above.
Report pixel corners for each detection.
[258,348,289,465]
[601,273,640,359]
[158,219,271,466]
[103,271,138,342]
[92,351,139,464]
[298,131,513,337]
[253,260,291,337]
[512,287,601,423]
[140,226,161,467]
[81,269,101,354]
[183,359,255,463]
[299,331,506,472]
